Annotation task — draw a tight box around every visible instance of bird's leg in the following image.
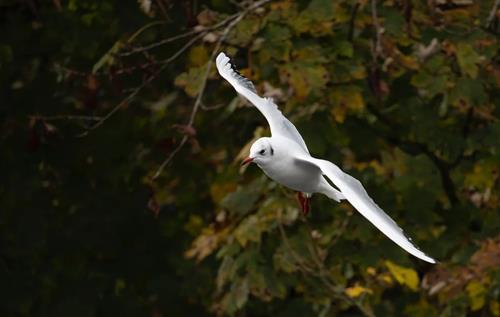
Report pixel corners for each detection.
[296,192,311,215]
[304,195,310,215]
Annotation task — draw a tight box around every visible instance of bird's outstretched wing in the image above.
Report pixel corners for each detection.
[216,52,309,153]
[295,155,436,263]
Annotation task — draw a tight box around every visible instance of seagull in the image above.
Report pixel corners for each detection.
[215,52,436,264]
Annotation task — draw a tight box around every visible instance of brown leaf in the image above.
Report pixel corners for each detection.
[185,226,228,262]
[422,236,500,301]
[147,195,160,218]
[87,74,98,91]
[197,9,217,26]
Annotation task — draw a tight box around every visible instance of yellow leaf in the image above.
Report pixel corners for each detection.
[369,160,386,176]
[330,86,365,122]
[490,300,500,316]
[188,46,209,67]
[366,267,376,276]
[114,278,126,296]
[185,227,228,262]
[331,104,347,123]
[385,260,420,291]
[174,66,204,97]
[345,285,373,298]
[183,215,204,235]
[234,215,260,247]
[281,63,327,100]
[466,280,487,311]
[396,54,419,70]
[270,0,292,10]
[380,273,394,285]
[210,182,237,204]
[350,65,367,80]
[464,160,498,190]
[330,86,365,110]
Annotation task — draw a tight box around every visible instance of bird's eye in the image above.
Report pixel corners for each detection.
[259,149,265,155]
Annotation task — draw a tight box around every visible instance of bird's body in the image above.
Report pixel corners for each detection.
[216,52,436,264]
[255,136,343,200]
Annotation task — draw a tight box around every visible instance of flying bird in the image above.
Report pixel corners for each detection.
[216,52,436,264]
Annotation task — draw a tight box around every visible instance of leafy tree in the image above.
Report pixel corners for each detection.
[1,0,500,316]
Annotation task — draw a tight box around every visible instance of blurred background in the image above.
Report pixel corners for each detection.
[1,0,500,316]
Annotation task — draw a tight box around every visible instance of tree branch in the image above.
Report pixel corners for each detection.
[347,2,360,42]
[363,105,459,206]
[276,213,318,275]
[302,218,375,317]
[30,115,103,122]
[486,0,500,28]
[371,0,383,60]
[120,12,240,57]
[77,31,205,138]
[151,0,272,179]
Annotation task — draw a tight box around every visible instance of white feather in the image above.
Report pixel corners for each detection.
[295,156,436,264]
[216,51,436,264]
[216,52,309,153]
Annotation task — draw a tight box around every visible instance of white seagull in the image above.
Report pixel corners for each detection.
[216,52,436,264]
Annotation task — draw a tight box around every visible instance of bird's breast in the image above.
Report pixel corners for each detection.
[259,156,322,193]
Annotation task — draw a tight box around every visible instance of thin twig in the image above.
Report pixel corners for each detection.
[326,214,352,251]
[121,13,239,57]
[152,135,189,179]
[30,115,103,122]
[151,28,229,179]
[277,213,374,317]
[276,212,318,275]
[371,0,383,60]
[302,218,375,317]
[486,0,500,27]
[160,31,207,64]
[127,21,168,44]
[200,101,226,111]
[152,0,272,179]
[76,74,154,137]
[121,29,199,57]
[77,32,205,137]
[347,2,360,41]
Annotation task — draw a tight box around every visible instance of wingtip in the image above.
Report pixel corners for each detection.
[216,52,231,74]
[415,252,437,264]
[216,52,228,64]
[216,51,226,61]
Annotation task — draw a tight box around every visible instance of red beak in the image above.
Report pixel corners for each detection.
[241,157,253,166]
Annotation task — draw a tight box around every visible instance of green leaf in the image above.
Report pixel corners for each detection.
[466,280,487,311]
[233,278,249,310]
[229,15,261,46]
[92,40,124,74]
[411,72,447,99]
[281,61,328,100]
[234,215,263,247]
[220,178,262,215]
[449,77,487,107]
[174,66,205,97]
[333,41,353,58]
[456,43,480,79]
[273,242,299,273]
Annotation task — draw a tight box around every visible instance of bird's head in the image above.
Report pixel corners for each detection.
[241,137,275,167]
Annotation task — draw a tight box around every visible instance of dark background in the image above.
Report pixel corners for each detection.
[1,0,500,316]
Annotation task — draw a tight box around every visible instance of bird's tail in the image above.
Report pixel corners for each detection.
[318,178,345,202]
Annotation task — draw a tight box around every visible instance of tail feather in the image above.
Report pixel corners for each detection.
[319,178,345,202]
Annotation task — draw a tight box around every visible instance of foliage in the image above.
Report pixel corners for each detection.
[1,0,500,316]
